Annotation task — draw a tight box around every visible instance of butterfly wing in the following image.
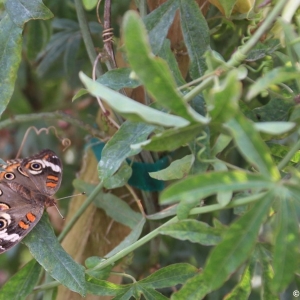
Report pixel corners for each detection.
[0,183,44,254]
[21,149,62,196]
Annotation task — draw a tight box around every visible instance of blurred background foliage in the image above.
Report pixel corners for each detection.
[0,0,300,299]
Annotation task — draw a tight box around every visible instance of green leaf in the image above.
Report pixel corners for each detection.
[97,68,141,91]
[253,97,294,122]
[144,0,179,54]
[140,287,169,300]
[211,0,236,17]
[37,31,72,76]
[147,205,178,220]
[72,89,88,101]
[113,287,138,300]
[257,245,276,300]
[122,10,209,124]
[254,122,295,135]
[85,257,112,280]
[279,19,300,62]
[86,276,129,296]
[139,263,198,288]
[172,192,273,299]
[23,214,86,296]
[149,155,194,180]
[0,14,22,118]
[160,170,274,205]
[105,217,146,258]
[188,126,210,175]
[73,180,143,229]
[101,163,132,189]
[158,39,185,86]
[79,72,190,127]
[99,121,156,179]
[179,0,210,78]
[271,192,300,293]
[158,220,223,246]
[226,114,280,180]
[269,143,300,164]
[6,0,53,28]
[206,69,241,122]
[94,192,143,229]
[64,34,81,87]
[246,67,300,100]
[0,260,41,300]
[131,124,204,152]
[26,19,51,61]
[82,0,98,11]
[224,260,253,299]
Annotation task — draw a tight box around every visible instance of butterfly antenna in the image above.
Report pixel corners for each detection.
[53,203,65,220]
[56,192,86,201]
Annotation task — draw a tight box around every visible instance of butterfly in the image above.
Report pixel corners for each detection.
[0,149,62,253]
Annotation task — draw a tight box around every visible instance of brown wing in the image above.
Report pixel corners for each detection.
[21,149,62,196]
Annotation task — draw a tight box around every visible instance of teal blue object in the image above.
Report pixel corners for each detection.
[88,138,168,191]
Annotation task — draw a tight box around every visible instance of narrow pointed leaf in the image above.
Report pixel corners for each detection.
[158,39,185,86]
[0,14,22,117]
[99,121,156,179]
[147,205,178,220]
[172,192,273,299]
[271,194,300,293]
[86,276,129,296]
[224,261,253,299]
[257,245,276,300]
[0,260,41,300]
[160,170,274,205]
[226,114,280,180]
[101,163,132,189]
[79,72,190,127]
[73,180,143,229]
[131,124,203,152]
[140,287,169,300]
[179,0,210,78]
[139,263,198,288]
[97,68,140,91]
[85,256,112,280]
[123,11,209,124]
[149,155,194,180]
[247,67,300,100]
[206,69,241,122]
[159,220,223,246]
[23,214,86,296]
[105,217,146,258]
[94,191,143,229]
[254,122,295,135]
[144,0,179,54]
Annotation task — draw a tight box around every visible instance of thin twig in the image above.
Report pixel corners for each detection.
[0,111,105,139]
[16,126,71,158]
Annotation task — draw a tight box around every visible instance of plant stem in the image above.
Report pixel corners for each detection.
[58,181,104,242]
[74,0,103,77]
[90,191,266,271]
[227,0,287,67]
[34,280,60,291]
[183,77,214,102]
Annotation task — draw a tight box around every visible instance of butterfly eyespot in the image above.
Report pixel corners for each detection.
[0,203,9,210]
[4,172,15,180]
[30,163,42,170]
[0,218,8,230]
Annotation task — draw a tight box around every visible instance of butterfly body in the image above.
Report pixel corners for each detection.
[0,149,62,253]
